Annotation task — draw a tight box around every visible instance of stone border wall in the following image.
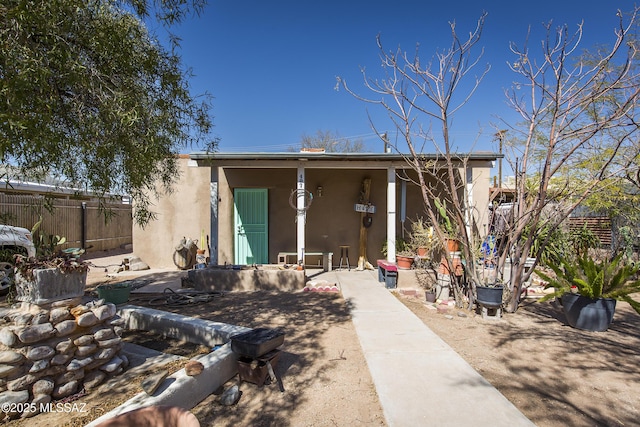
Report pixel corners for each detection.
[0,297,127,421]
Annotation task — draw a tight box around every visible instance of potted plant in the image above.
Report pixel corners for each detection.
[475,283,505,308]
[382,237,407,258]
[471,233,505,311]
[425,289,437,302]
[13,248,89,305]
[395,251,416,269]
[537,254,640,331]
[409,218,435,257]
[416,268,437,302]
[12,221,89,305]
[382,238,415,269]
[434,198,459,252]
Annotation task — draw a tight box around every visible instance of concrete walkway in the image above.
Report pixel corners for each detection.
[321,269,535,427]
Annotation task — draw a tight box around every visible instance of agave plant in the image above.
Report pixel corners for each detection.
[537,254,640,314]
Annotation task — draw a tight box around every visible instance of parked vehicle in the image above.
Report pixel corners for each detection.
[0,225,36,293]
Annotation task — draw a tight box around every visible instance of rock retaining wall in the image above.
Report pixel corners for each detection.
[0,297,128,420]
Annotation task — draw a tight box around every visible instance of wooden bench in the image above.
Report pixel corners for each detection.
[377,259,398,289]
[277,252,333,272]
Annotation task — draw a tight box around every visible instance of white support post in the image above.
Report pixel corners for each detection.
[387,166,396,262]
[209,167,219,265]
[465,165,473,239]
[296,164,306,265]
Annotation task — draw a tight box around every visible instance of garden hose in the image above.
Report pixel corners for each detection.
[148,287,224,307]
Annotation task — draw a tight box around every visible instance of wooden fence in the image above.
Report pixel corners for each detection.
[0,193,132,253]
[568,216,612,248]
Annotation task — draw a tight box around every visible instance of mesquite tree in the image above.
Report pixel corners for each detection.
[338,13,491,307]
[339,8,640,311]
[499,8,640,311]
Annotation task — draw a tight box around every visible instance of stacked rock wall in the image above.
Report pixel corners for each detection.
[0,297,128,420]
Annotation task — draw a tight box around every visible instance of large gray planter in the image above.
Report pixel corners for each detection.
[15,268,87,305]
[561,292,616,332]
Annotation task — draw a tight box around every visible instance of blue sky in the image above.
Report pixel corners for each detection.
[166,0,638,154]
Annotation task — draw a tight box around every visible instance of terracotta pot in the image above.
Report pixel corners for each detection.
[396,255,414,269]
[445,238,460,252]
[417,247,428,257]
[438,252,463,276]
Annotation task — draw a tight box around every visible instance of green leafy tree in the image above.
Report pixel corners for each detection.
[0,0,217,225]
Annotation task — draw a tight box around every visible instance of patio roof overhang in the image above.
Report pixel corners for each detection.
[195,150,501,266]
[189,151,502,169]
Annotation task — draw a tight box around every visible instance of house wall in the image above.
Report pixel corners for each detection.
[398,161,494,239]
[398,171,436,232]
[133,157,494,269]
[471,162,493,237]
[132,157,211,268]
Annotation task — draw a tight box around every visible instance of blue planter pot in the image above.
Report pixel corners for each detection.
[561,293,616,332]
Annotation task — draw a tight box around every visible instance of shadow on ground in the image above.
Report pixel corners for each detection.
[124,290,355,427]
[3,282,360,427]
[488,300,639,427]
[400,294,640,427]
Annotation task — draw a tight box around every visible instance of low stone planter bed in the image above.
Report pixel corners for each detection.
[0,296,127,421]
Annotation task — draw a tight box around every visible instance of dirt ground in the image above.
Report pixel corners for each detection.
[400,294,640,427]
[4,253,385,427]
[3,251,640,426]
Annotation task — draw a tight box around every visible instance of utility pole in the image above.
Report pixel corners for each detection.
[494,130,506,188]
[381,132,389,153]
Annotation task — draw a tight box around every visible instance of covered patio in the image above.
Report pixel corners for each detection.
[189,151,497,271]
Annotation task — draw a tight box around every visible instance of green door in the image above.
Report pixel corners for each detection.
[234,188,268,264]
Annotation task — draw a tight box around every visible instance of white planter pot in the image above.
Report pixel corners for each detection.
[15,268,87,305]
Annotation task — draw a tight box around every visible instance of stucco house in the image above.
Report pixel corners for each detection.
[133,151,499,270]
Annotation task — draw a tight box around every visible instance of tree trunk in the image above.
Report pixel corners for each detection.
[357,178,374,270]
[507,259,526,313]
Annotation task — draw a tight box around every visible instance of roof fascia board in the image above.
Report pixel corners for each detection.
[195,159,412,169]
[192,154,499,170]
